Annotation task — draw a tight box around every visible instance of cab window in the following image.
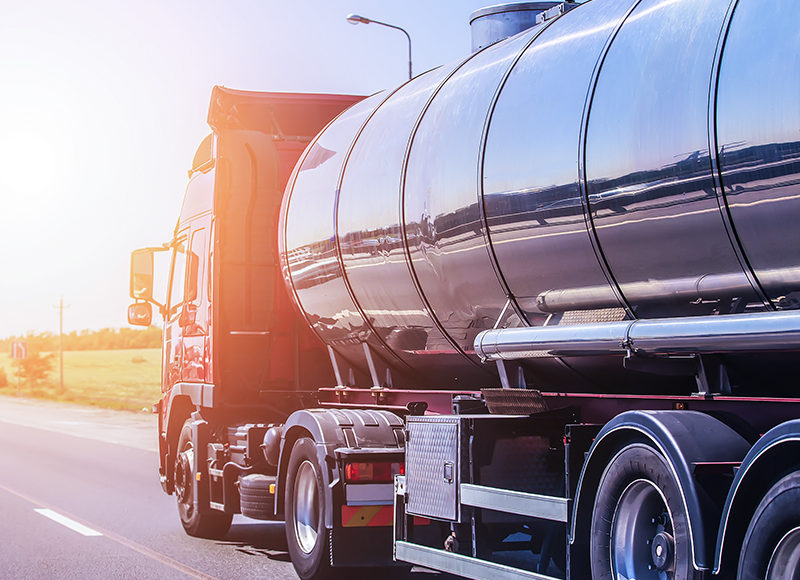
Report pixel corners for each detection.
[167,238,187,319]
[186,229,206,304]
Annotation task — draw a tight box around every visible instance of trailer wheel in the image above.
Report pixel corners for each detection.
[738,471,800,579]
[590,444,700,580]
[285,437,337,580]
[174,420,232,538]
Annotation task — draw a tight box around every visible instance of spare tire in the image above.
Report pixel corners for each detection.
[238,474,276,520]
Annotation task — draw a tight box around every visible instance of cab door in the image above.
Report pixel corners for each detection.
[180,227,209,382]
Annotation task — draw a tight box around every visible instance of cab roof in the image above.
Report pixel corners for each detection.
[208,86,365,139]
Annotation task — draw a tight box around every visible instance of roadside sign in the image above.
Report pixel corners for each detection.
[10,341,27,360]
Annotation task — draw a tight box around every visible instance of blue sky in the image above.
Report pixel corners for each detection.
[0,0,498,336]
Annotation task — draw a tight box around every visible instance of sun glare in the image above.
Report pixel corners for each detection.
[0,129,68,201]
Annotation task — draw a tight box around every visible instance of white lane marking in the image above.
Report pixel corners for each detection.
[34,508,103,536]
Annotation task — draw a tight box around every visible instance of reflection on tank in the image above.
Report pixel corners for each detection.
[285,238,339,290]
[340,224,405,261]
[591,142,800,217]
[484,142,800,233]
[722,140,800,193]
[536,266,800,315]
[289,140,800,322]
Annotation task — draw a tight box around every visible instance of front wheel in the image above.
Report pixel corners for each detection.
[590,444,701,580]
[738,471,800,579]
[174,420,232,538]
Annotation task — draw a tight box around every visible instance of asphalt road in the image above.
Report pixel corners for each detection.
[0,396,306,579]
[0,396,453,580]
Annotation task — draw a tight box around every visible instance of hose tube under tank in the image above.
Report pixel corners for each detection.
[474,311,800,361]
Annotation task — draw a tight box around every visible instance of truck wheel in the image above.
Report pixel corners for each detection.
[738,471,800,579]
[285,437,336,580]
[590,444,700,579]
[174,420,232,538]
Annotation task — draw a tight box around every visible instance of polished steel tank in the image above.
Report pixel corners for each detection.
[279,0,800,391]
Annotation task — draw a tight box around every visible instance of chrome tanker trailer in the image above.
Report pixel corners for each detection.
[130,0,800,578]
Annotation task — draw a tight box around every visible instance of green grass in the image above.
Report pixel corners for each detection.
[0,348,162,411]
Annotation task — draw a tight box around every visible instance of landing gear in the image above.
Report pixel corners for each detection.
[174,420,232,538]
[590,444,700,580]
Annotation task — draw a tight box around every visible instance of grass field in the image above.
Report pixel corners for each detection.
[0,349,162,411]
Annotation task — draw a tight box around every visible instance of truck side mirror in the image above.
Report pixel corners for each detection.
[128,302,153,326]
[131,249,155,301]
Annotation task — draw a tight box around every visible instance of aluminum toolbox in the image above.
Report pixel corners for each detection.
[405,415,465,521]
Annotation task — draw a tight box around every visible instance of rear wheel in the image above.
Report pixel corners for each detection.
[285,437,334,580]
[174,420,232,538]
[590,444,701,580]
[738,471,800,579]
[284,438,411,579]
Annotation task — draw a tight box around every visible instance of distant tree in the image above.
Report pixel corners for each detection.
[18,352,54,386]
[0,367,7,388]
[0,326,162,352]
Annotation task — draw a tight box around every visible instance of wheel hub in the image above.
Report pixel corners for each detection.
[294,460,320,554]
[652,531,674,571]
[611,479,675,579]
[175,449,193,504]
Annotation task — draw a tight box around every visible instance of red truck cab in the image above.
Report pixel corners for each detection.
[128,86,363,496]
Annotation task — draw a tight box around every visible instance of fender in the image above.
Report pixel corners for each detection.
[275,408,405,526]
[163,384,208,443]
[570,410,749,573]
[160,384,212,493]
[714,419,800,574]
[166,382,214,408]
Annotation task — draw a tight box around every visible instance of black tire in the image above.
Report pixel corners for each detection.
[738,471,800,579]
[590,444,701,580]
[284,437,335,580]
[239,474,275,520]
[174,420,232,538]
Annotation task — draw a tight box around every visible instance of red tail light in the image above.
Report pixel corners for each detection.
[344,461,404,483]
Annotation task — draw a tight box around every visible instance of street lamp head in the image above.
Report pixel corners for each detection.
[344,13,413,80]
[346,14,371,25]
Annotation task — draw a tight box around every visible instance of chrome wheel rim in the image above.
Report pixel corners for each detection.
[767,526,800,580]
[294,460,320,554]
[610,479,675,580]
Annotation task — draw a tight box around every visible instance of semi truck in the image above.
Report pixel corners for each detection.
[128,0,800,578]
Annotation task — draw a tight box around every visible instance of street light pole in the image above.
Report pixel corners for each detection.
[346,14,412,81]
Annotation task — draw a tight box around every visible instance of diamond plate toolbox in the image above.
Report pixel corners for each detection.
[405,416,464,522]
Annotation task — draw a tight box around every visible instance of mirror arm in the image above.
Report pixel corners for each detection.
[136,297,167,319]
[139,243,171,253]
